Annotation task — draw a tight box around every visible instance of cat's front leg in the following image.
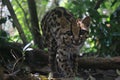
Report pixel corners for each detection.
[56,48,75,78]
[72,53,78,76]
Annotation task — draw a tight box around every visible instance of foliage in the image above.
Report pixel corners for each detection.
[0,0,120,79]
[0,0,120,56]
[63,0,120,56]
[11,0,32,42]
[0,30,9,43]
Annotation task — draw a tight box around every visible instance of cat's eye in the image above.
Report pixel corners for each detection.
[79,30,88,35]
[66,31,73,36]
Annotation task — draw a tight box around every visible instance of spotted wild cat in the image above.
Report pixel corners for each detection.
[41,7,90,78]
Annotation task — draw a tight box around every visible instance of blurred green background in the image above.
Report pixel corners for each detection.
[0,0,120,57]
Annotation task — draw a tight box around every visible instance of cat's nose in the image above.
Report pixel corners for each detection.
[72,37,79,45]
[73,40,79,44]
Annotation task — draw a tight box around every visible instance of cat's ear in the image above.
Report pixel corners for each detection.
[82,16,91,27]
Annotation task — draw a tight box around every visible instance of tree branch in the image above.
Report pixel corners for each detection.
[4,0,28,45]
[15,0,31,33]
[1,42,120,74]
[25,49,120,74]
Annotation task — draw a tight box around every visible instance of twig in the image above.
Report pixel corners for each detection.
[12,57,24,72]
[15,0,32,33]
[9,69,20,76]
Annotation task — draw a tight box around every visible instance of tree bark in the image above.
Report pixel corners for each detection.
[25,49,120,73]
[1,42,120,74]
[4,0,28,45]
[27,0,44,49]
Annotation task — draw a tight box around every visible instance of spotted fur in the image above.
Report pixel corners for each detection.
[41,7,90,78]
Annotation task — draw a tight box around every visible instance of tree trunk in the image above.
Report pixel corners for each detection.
[27,0,44,49]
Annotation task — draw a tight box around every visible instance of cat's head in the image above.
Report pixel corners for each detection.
[62,16,90,47]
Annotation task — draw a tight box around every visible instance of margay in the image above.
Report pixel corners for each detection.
[41,7,90,78]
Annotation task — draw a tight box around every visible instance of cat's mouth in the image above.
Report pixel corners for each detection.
[72,44,80,48]
[72,40,84,49]
[72,39,83,46]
